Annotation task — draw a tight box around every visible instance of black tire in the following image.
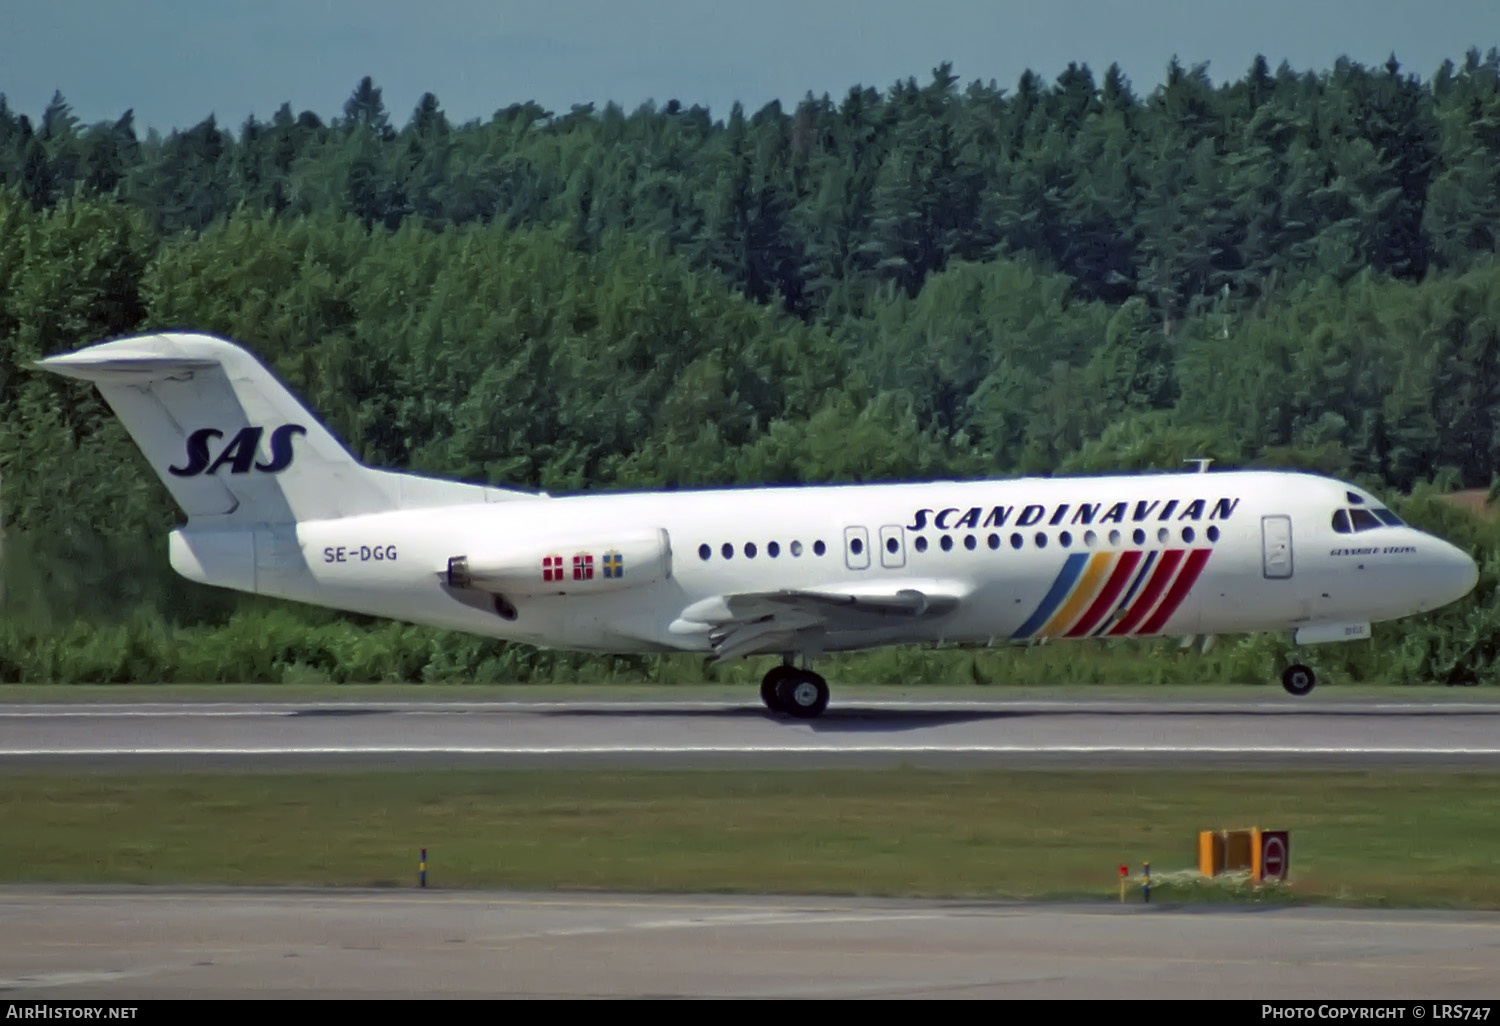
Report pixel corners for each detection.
[778,670,830,719]
[760,666,796,712]
[1282,663,1316,696]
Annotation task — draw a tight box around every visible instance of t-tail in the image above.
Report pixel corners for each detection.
[36,331,533,590]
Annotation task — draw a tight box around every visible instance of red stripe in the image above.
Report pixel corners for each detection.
[1106,549,1185,636]
[1064,550,1143,638]
[1136,548,1212,636]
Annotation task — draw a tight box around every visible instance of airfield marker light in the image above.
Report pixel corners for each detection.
[1118,864,1128,902]
[420,848,427,889]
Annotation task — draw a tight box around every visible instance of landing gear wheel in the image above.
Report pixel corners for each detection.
[1282,664,1316,696]
[760,666,797,712]
[777,670,830,719]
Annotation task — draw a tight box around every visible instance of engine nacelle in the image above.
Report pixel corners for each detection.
[446,527,672,596]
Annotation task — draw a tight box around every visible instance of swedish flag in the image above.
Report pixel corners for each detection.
[602,551,624,579]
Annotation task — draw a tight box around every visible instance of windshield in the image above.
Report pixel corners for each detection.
[1331,505,1404,534]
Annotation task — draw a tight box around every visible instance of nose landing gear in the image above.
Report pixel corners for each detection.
[1281,663,1316,696]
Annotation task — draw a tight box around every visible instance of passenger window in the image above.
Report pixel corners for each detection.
[1010,533,1023,550]
[964,535,976,550]
[987,533,1000,550]
[721,543,734,559]
[1059,531,1072,548]
[699,544,711,560]
[768,541,780,557]
[1035,532,1047,549]
[940,535,953,552]
[813,540,826,556]
[1349,508,1381,532]
[914,536,928,553]
[790,540,803,557]
[886,537,899,554]
[746,542,758,558]
[1331,510,1351,534]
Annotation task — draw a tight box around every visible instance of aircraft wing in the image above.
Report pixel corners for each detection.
[670,580,971,660]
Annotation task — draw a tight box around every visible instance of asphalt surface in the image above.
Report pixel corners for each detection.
[5,695,1500,999]
[3,696,1500,767]
[2,888,1498,999]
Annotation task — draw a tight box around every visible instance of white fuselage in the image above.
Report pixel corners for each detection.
[39,333,1477,679]
[171,469,1478,656]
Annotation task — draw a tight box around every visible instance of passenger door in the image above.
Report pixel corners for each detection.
[1262,515,1293,579]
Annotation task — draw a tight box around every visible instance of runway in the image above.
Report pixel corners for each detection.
[4,695,1500,767]
[2,888,1498,998]
[5,698,1500,1000]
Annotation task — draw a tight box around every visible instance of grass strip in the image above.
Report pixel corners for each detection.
[3,768,1499,908]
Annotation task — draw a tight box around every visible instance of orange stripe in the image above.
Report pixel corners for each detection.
[1039,552,1115,637]
[1066,550,1143,638]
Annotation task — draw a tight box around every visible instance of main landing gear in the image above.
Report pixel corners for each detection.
[1281,663,1316,696]
[760,662,830,719]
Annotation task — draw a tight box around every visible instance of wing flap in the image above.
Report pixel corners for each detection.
[675,580,970,659]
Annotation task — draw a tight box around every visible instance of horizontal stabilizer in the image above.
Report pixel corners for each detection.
[33,350,220,381]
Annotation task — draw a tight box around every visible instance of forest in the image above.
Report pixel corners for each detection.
[1,51,1499,686]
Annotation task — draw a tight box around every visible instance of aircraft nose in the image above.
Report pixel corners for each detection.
[1429,538,1479,608]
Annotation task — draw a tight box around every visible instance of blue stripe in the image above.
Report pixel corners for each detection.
[1092,549,1157,637]
[1012,553,1090,639]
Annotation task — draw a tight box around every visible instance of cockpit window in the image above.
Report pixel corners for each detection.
[1346,491,1365,505]
[1338,498,1404,534]
[1334,503,1404,533]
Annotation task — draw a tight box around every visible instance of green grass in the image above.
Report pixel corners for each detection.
[5,768,1500,907]
[2,681,1497,703]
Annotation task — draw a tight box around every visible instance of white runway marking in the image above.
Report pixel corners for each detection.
[4,744,1500,756]
[0,965,187,990]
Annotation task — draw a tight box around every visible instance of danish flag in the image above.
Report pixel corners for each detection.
[541,555,563,582]
[573,553,595,580]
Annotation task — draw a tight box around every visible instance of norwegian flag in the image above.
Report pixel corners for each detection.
[541,555,564,582]
[573,553,595,580]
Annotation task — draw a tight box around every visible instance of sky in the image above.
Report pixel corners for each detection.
[2,1,1498,134]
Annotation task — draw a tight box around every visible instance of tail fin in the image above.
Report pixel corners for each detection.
[37,331,532,525]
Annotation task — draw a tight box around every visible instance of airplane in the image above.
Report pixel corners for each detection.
[36,331,1480,718]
